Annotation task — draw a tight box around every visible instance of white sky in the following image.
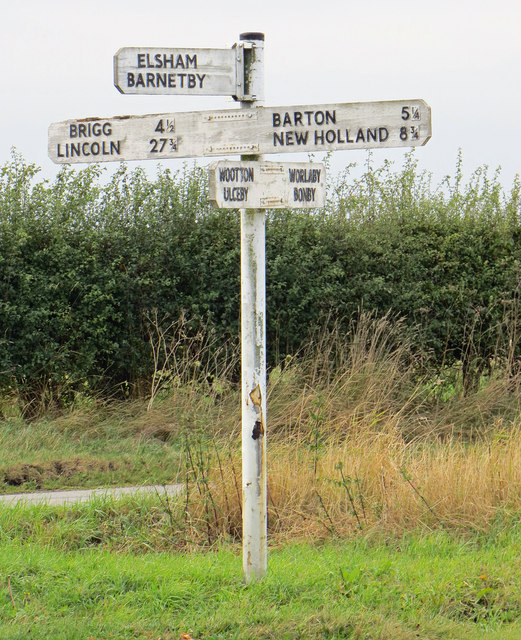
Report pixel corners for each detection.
[2,0,520,190]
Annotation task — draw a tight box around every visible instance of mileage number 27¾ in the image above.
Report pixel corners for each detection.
[149,119,178,154]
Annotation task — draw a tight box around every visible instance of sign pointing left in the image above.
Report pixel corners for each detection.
[114,47,242,97]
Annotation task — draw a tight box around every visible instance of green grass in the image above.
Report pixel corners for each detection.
[0,403,183,493]
[0,495,192,553]
[3,321,521,637]
[1,524,521,639]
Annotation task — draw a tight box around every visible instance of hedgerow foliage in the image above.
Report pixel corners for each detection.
[0,150,520,400]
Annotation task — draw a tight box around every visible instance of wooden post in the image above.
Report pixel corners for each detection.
[239,31,267,583]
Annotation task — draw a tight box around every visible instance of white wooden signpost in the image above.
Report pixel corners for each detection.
[48,99,431,164]
[114,47,242,97]
[48,32,432,584]
[208,161,326,209]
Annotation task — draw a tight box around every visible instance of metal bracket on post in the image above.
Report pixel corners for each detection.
[239,31,267,584]
[234,34,265,103]
[234,44,246,102]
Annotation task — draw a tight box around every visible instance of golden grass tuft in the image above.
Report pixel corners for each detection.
[181,313,521,543]
[183,422,521,544]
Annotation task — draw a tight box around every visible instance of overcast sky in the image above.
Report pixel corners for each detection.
[2,0,520,190]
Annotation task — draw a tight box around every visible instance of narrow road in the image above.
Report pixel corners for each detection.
[0,484,183,506]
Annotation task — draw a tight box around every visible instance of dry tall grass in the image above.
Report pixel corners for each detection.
[179,313,521,544]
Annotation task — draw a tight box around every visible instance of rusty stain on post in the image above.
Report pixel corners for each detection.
[249,384,262,407]
[250,384,265,440]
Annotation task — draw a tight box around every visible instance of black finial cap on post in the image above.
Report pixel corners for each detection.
[240,32,265,41]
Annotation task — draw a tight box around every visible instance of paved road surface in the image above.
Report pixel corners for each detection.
[0,484,183,506]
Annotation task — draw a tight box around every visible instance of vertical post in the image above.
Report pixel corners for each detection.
[239,32,267,583]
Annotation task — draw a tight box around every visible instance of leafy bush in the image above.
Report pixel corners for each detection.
[0,150,520,404]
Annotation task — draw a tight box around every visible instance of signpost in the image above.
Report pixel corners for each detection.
[208,160,326,209]
[47,31,432,585]
[114,47,242,97]
[48,99,431,164]
[237,34,267,584]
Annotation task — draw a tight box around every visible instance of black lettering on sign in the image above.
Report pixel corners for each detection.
[218,167,254,182]
[313,127,390,146]
[272,110,336,127]
[126,72,205,90]
[293,187,316,202]
[401,106,420,121]
[367,128,377,142]
[223,187,249,202]
[314,129,344,145]
[272,131,309,146]
[164,120,175,133]
[56,141,121,158]
[288,168,321,183]
[137,53,198,69]
[400,126,419,141]
[185,54,197,68]
[315,111,325,125]
[69,122,112,138]
[149,138,177,153]
[186,74,205,89]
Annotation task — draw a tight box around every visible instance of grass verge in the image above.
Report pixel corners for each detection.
[0,401,190,493]
[1,525,521,639]
[2,315,521,637]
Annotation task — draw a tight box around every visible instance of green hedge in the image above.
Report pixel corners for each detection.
[1,151,520,398]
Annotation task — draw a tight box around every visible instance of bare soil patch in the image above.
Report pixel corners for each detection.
[1,458,118,489]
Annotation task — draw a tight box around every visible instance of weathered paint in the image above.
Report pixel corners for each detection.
[208,160,326,209]
[48,99,432,164]
[241,208,268,581]
[114,47,240,97]
[240,33,267,584]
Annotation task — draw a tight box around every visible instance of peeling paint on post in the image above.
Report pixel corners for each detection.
[239,32,267,584]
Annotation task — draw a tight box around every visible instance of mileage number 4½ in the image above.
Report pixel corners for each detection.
[150,119,177,154]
